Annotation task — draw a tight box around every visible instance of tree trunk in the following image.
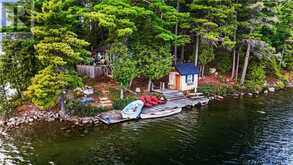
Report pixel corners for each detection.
[240,42,251,85]
[181,46,185,63]
[194,35,200,66]
[231,48,236,79]
[120,83,124,99]
[173,0,180,64]
[202,65,205,77]
[13,7,17,31]
[148,79,152,92]
[235,50,240,81]
[129,79,133,89]
[59,93,65,113]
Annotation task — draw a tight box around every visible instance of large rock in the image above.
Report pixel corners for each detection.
[268,87,275,93]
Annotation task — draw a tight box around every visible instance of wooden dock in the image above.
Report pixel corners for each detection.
[99,89,210,124]
[143,89,209,114]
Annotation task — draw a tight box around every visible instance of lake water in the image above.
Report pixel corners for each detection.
[1,89,293,165]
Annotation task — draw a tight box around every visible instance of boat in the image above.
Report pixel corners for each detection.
[98,110,129,125]
[140,107,182,119]
[198,97,210,106]
[121,100,144,119]
[98,100,144,125]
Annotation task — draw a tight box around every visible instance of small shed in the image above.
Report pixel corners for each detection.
[169,63,199,92]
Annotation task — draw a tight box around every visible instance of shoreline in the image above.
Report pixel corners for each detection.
[1,84,293,134]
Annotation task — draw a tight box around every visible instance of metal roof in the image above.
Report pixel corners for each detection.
[175,63,199,75]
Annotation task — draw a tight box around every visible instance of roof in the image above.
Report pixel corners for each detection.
[175,63,199,75]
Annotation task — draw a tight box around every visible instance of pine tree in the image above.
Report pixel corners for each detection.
[25,0,90,109]
[189,0,237,67]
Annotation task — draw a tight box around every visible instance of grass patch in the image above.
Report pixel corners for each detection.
[65,100,108,117]
[112,97,137,110]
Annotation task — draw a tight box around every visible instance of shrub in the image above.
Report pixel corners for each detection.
[112,97,137,110]
[244,64,266,92]
[198,84,230,96]
[274,80,286,90]
[215,55,231,74]
[108,87,121,100]
[247,64,265,84]
[198,85,216,95]
[65,100,108,117]
[245,80,264,93]
[287,62,293,71]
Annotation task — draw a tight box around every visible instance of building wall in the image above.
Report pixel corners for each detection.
[168,72,177,89]
[180,74,198,91]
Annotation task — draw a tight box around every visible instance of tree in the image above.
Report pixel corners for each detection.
[133,45,172,92]
[283,38,293,71]
[189,0,236,66]
[24,0,90,109]
[199,45,215,77]
[111,43,138,99]
[1,38,38,98]
[237,1,267,85]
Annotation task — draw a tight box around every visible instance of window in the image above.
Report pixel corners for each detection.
[186,74,194,85]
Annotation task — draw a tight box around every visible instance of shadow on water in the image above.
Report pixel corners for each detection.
[1,89,293,165]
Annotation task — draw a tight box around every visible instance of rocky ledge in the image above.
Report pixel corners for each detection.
[0,110,101,133]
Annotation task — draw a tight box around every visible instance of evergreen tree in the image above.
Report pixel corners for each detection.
[25,0,90,109]
[189,0,237,66]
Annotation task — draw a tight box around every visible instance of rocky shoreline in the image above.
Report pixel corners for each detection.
[0,110,101,134]
[1,82,292,135]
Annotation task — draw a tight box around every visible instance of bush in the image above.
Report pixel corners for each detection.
[198,85,216,95]
[198,84,230,96]
[244,64,266,92]
[108,87,121,100]
[274,80,286,90]
[245,80,264,93]
[215,55,232,74]
[247,64,265,84]
[287,62,293,71]
[112,97,137,110]
[65,100,108,117]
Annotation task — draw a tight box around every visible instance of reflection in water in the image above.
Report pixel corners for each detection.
[0,90,293,165]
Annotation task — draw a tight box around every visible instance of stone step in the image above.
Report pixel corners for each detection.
[98,104,112,107]
[99,97,110,101]
[100,100,112,104]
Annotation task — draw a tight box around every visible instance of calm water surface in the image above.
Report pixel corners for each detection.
[1,89,293,165]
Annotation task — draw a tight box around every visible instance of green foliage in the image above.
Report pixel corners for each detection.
[245,81,264,93]
[3,0,293,112]
[283,39,293,71]
[32,27,90,66]
[215,54,232,74]
[1,39,38,97]
[22,0,91,110]
[111,43,138,87]
[198,84,230,96]
[189,0,237,48]
[199,46,215,66]
[270,58,283,79]
[133,45,172,81]
[247,64,266,85]
[108,87,121,101]
[274,80,286,90]
[112,97,137,110]
[65,100,108,117]
[245,64,266,92]
[113,57,138,87]
[25,66,66,109]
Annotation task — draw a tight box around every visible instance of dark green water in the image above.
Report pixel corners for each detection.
[1,89,293,165]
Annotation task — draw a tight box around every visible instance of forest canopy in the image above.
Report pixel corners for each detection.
[0,0,292,112]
